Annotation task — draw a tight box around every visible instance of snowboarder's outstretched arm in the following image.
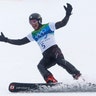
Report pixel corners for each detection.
[0,32,30,45]
[55,3,73,29]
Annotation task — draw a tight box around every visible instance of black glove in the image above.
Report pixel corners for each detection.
[0,32,8,42]
[64,3,73,16]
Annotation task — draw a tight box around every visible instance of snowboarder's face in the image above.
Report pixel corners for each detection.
[29,19,39,30]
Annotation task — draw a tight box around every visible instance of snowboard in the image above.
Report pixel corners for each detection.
[9,82,96,92]
[9,82,61,92]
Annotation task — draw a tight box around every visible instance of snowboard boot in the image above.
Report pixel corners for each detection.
[45,75,58,83]
[72,72,81,80]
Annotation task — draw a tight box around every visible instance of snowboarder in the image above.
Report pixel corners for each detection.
[0,3,81,83]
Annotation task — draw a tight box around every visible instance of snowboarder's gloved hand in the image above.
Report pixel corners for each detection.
[64,3,73,16]
[0,32,8,42]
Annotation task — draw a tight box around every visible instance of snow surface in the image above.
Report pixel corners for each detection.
[0,0,96,96]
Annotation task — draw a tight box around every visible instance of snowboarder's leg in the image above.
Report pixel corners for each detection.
[53,46,81,79]
[37,58,57,83]
[57,59,81,79]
